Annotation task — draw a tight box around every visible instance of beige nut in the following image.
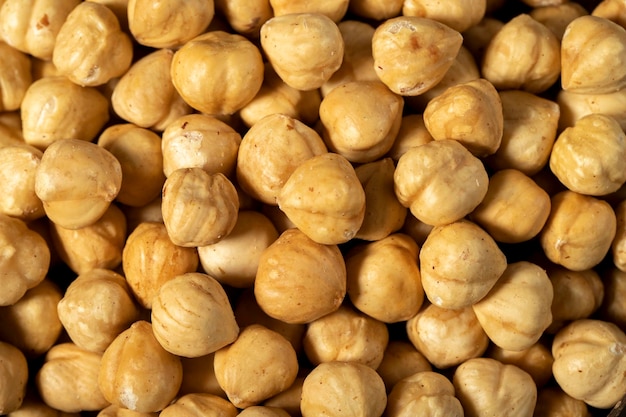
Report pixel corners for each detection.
[402,0,486,32]
[254,228,346,324]
[178,354,225,398]
[593,0,626,28]
[393,139,489,226]
[151,272,239,358]
[0,144,44,220]
[552,319,626,409]
[529,2,589,40]
[98,321,183,413]
[159,393,238,417]
[57,269,140,353]
[376,341,432,392]
[98,404,159,417]
[277,152,365,245]
[557,87,626,132]
[214,0,272,37]
[613,199,626,272]
[213,324,298,408]
[35,139,122,229]
[487,342,555,388]
[0,341,28,414]
[260,13,344,91]
[534,387,591,417]
[0,42,31,112]
[600,267,626,330]
[372,16,463,96]
[269,0,349,22]
[237,406,291,417]
[348,0,403,20]
[386,114,433,161]
[386,371,464,417]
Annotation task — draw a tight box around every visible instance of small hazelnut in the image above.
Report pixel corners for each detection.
[0,341,28,414]
[386,371,464,417]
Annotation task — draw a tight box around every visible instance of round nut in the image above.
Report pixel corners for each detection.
[0,341,28,414]
[376,341,432,392]
[214,0,272,37]
[348,0,403,20]
[178,354,225,398]
[269,0,349,22]
[402,0,486,32]
[0,42,31,111]
[533,387,590,417]
[237,406,291,417]
[487,342,554,388]
[0,144,44,220]
[600,267,626,331]
[529,2,588,40]
[159,393,237,417]
[386,371,464,417]
[557,87,626,133]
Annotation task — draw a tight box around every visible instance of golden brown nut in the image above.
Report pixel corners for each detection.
[36,343,108,413]
[552,319,626,409]
[453,357,537,417]
[386,371,463,417]
[237,406,291,417]
[319,80,403,163]
[178,354,226,398]
[371,16,463,96]
[593,0,626,28]
[470,169,551,243]
[213,324,298,408]
[530,2,589,40]
[462,17,504,64]
[162,168,239,247]
[600,267,626,330]
[111,49,192,131]
[198,211,279,289]
[254,228,346,324]
[0,279,62,357]
[540,190,617,271]
[473,261,553,351]
[0,42,31,111]
[56,269,140,353]
[557,87,626,132]
[97,404,159,417]
[300,361,387,417]
[269,0,348,22]
[613,199,626,271]
[482,14,560,93]
[0,144,44,220]
[0,0,80,60]
[487,342,554,388]
[20,77,109,150]
[98,321,183,413]
[403,0,486,32]
[393,139,489,226]
[128,0,214,48]
[534,387,591,417]
[561,15,626,94]
[303,305,388,369]
[171,30,264,115]
[34,139,122,230]
[236,113,327,205]
[277,152,365,245]
[0,341,28,414]
[346,233,422,323]
[151,272,239,357]
[50,204,126,275]
[52,1,132,87]
[486,90,560,175]
[423,78,502,157]
[262,377,304,416]
[550,113,626,196]
[0,214,49,306]
[376,341,432,393]
[348,0,403,20]
[214,0,272,37]
[386,114,433,161]
[419,219,507,310]
[406,304,489,369]
[161,114,241,178]
[159,393,237,417]
[122,222,199,309]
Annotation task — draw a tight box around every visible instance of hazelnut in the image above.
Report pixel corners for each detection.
[237,406,291,417]
[534,387,591,417]
[0,42,31,112]
[178,354,226,398]
[557,87,626,132]
[0,341,28,414]
[376,341,432,392]
[386,371,464,417]
[403,0,485,32]
[529,2,588,40]
[159,393,237,417]
[487,342,554,388]
[386,114,433,161]
[269,0,349,22]
[0,144,44,220]
[348,0,403,20]
[214,0,272,37]
[599,267,626,332]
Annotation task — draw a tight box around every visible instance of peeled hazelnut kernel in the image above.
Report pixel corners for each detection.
[423,78,503,157]
[161,114,241,178]
[0,0,80,60]
[52,2,132,87]
[319,80,403,163]
[0,279,62,358]
[561,15,626,94]
[406,304,489,369]
[600,268,626,330]
[50,204,127,275]
[462,17,504,64]
[419,220,507,310]
[159,393,237,417]
[269,0,348,22]
[238,406,291,417]
[35,139,122,230]
[453,358,537,417]
[303,305,389,369]
[151,273,239,358]
[530,2,589,40]
[403,0,486,32]
[487,342,554,388]
[394,139,489,227]
[534,387,590,417]
[482,14,561,93]
[36,343,108,413]
[540,190,617,271]
[128,0,214,48]
[57,269,140,353]
[254,228,346,324]
[552,319,626,409]
[300,361,387,417]
[557,87,626,132]
[99,321,182,413]
[262,376,304,415]
[214,0,272,37]
[613,200,626,272]
[386,114,433,161]
[346,234,422,323]
[348,0,402,20]
[98,404,159,417]
[178,354,226,398]
[0,214,50,306]
[593,0,626,28]
[386,371,464,417]
[376,341,432,392]
[486,90,560,176]
[470,169,551,243]
[473,261,553,351]
[236,114,327,205]
[372,16,463,96]
[20,77,110,150]
[0,341,28,414]
[0,144,44,220]
[277,152,365,245]
[98,124,166,208]
[198,211,279,289]
[171,30,264,115]
[260,13,344,91]
[111,49,192,131]
[550,113,626,196]
[214,324,298,408]
[0,42,31,112]
[122,222,199,309]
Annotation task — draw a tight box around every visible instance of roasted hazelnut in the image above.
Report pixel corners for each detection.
[0,341,28,414]
[386,371,464,417]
